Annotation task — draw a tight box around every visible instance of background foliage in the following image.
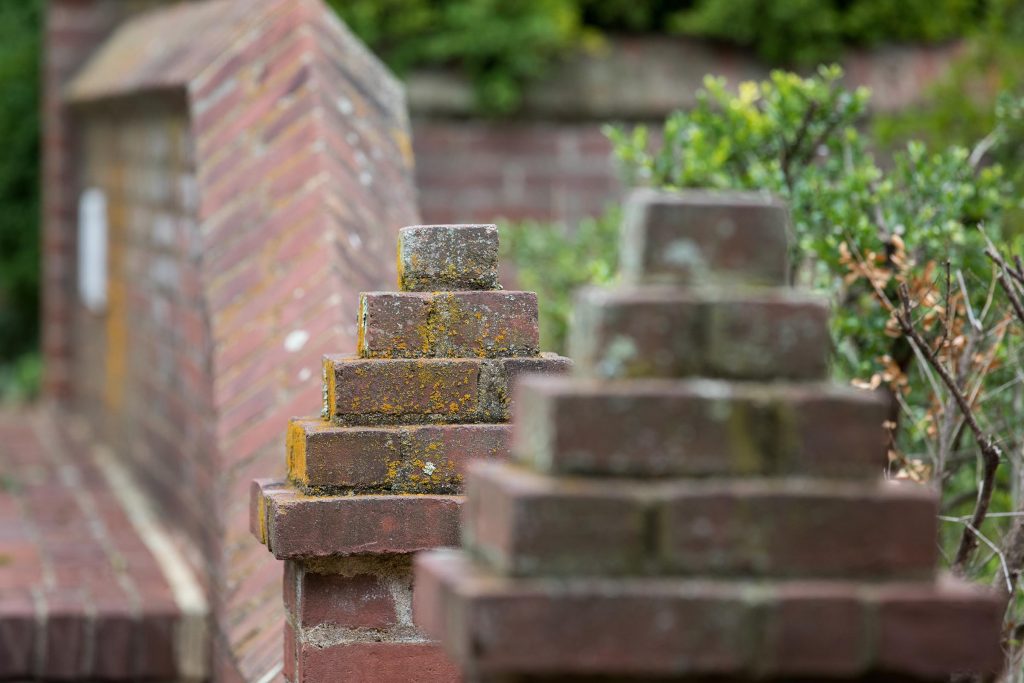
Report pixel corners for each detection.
[329,0,995,114]
[0,0,41,403]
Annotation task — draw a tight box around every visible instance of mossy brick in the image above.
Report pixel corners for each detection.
[463,461,651,577]
[659,479,938,579]
[571,285,828,380]
[414,550,1004,680]
[287,416,509,493]
[620,188,790,286]
[398,224,499,291]
[358,291,539,359]
[324,354,481,424]
[512,375,888,478]
[252,479,461,559]
[323,353,570,425]
[464,462,936,579]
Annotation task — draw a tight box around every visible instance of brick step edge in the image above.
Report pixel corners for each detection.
[287,418,510,493]
[413,549,1004,681]
[464,461,938,580]
[251,479,462,559]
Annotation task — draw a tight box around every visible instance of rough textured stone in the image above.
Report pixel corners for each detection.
[398,224,499,291]
[287,417,509,493]
[513,375,888,479]
[324,353,570,425]
[570,286,829,380]
[414,551,1004,680]
[254,479,461,559]
[620,188,791,286]
[464,462,937,579]
[358,291,539,358]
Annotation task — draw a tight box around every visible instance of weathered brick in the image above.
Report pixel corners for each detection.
[358,291,539,358]
[571,286,828,380]
[479,354,572,422]
[287,417,510,493]
[285,560,401,630]
[464,463,936,579]
[660,479,938,579]
[254,479,461,558]
[324,355,482,424]
[874,578,1004,679]
[464,462,650,576]
[323,354,570,425]
[0,593,35,678]
[620,188,790,286]
[513,375,887,478]
[414,550,754,678]
[414,550,1004,680]
[398,224,499,291]
[296,641,461,683]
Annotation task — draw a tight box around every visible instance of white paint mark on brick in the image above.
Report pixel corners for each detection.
[284,329,310,353]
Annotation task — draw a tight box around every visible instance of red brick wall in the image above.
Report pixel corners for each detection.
[412,120,620,227]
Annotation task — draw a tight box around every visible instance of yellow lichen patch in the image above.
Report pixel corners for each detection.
[323,358,337,419]
[256,493,268,545]
[286,420,308,484]
[356,295,368,357]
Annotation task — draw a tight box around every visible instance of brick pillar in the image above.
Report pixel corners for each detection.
[413,189,1005,682]
[252,224,570,681]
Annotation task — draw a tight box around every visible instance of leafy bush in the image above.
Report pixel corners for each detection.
[499,209,620,352]
[330,0,994,114]
[0,0,41,400]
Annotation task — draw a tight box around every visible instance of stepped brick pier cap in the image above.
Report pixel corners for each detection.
[414,189,1005,682]
[251,224,570,681]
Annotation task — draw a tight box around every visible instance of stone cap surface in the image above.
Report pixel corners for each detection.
[398,224,499,291]
[621,188,791,286]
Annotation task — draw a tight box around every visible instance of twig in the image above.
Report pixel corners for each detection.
[939,516,1013,593]
[896,283,1003,573]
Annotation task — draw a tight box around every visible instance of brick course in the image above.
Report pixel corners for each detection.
[253,223,569,679]
[414,189,1005,681]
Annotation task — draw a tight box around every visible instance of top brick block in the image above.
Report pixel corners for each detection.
[621,188,790,286]
[399,225,500,291]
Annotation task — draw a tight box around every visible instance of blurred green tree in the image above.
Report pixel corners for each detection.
[0,0,41,401]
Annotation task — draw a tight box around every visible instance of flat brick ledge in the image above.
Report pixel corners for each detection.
[414,550,1004,681]
[464,461,939,579]
[287,418,510,493]
[0,410,202,680]
[570,285,829,381]
[252,479,462,559]
[513,375,890,478]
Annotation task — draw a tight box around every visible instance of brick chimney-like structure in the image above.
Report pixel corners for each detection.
[252,224,570,681]
[414,189,1005,681]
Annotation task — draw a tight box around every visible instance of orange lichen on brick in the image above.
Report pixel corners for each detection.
[285,419,309,485]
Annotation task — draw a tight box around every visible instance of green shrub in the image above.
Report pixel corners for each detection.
[0,0,41,400]
[329,1,995,114]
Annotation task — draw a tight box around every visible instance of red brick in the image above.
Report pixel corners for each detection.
[324,355,481,424]
[464,462,650,576]
[398,224,498,291]
[757,583,871,677]
[660,479,938,579]
[482,353,572,421]
[358,291,539,358]
[287,418,509,493]
[0,592,35,678]
[42,590,89,679]
[297,641,461,683]
[875,578,1004,679]
[414,551,752,678]
[513,375,886,478]
[287,564,399,630]
[415,551,1003,679]
[620,188,790,286]
[571,286,828,380]
[255,479,461,558]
